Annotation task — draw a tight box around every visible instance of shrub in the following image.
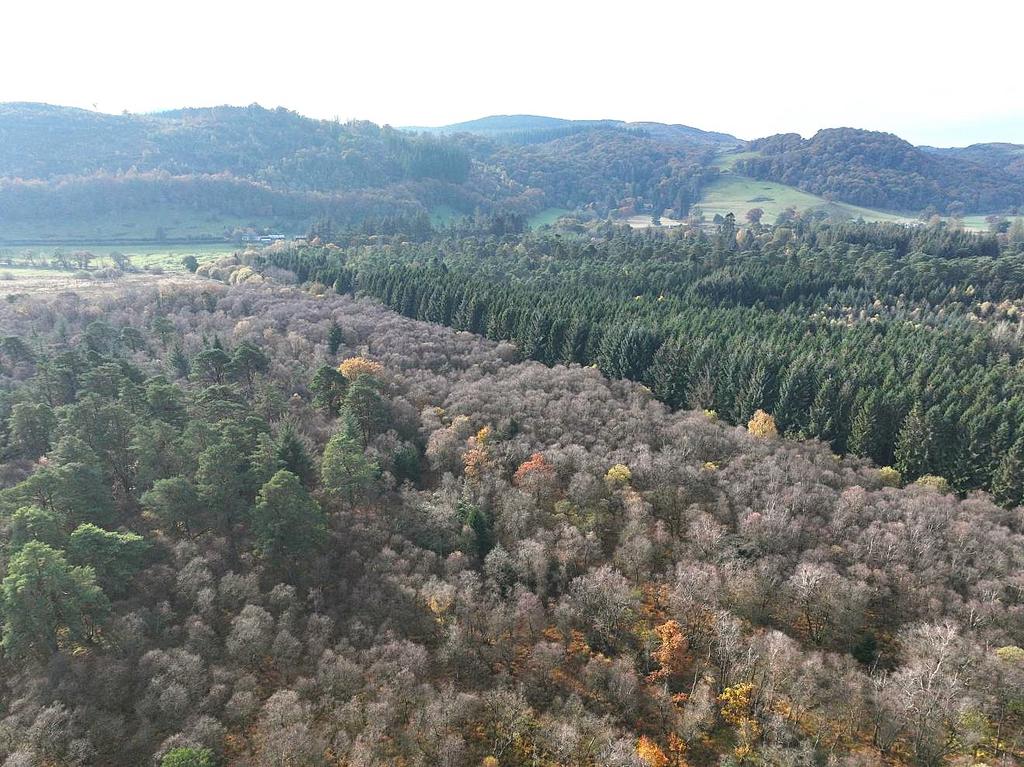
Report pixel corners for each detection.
[161,747,216,767]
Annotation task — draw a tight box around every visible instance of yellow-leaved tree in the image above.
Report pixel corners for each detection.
[605,464,632,486]
[636,736,669,767]
[338,356,384,381]
[647,619,688,685]
[747,409,778,439]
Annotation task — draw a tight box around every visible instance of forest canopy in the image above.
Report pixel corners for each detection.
[0,266,1020,765]
[260,215,1024,505]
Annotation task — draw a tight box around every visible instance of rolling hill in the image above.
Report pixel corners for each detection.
[0,104,731,242]
[1,104,1021,244]
[735,128,1024,213]
[410,113,740,147]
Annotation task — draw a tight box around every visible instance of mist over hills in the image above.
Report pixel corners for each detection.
[407,114,741,147]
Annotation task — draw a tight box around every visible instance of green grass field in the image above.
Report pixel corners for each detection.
[706,148,1001,231]
[709,150,762,171]
[696,173,922,226]
[431,206,569,229]
[528,208,571,228]
[0,243,235,273]
[958,215,1006,233]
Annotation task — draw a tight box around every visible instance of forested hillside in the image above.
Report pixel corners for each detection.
[487,129,720,218]
[0,103,488,234]
[260,215,1024,504]
[0,279,1021,766]
[3,104,1022,241]
[0,104,726,235]
[924,142,1024,178]
[736,129,1024,213]
[0,103,472,187]
[413,115,739,148]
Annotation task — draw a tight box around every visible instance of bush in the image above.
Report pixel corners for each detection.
[161,747,216,767]
[915,474,951,493]
[605,464,632,486]
[878,466,902,487]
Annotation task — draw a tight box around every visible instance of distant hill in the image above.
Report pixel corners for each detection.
[0,103,496,239]
[410,114,739,148]
[408,114,578,135]
[922,141,1024,176]
[1,104,1022,242]
[0,102,472,190]
[0,104,731,240]
[735,128,1024,213]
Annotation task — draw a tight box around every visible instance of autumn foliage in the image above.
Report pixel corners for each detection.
[648,619,688,684]
[604,463,632,486]
[636,736,669,767]
[513,452,555,486]
[747,409,778,438]
[462,426,493,481]
[338,356,384,381]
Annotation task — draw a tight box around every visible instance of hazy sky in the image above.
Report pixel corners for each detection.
[4,0,1021,146]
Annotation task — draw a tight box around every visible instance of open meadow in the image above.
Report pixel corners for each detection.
[698,172,923,225]
[0,242,236,295]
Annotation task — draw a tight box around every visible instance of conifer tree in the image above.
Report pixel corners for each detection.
[650,339,688,410]
[251,470,326,573]
[992,438,1024,508]
[310,364,348,416]
[849,390,890,465]
[1,541,108,661]
[895,403,933,479]
[273,420,315,487]
[321,410,378,507]
[327,322,344,356]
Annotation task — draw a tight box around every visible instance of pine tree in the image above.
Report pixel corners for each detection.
[251,470,326,573]
[734,359,771,424]
[274,420,315,487]
[1,541,108,661]
[927,404,959,483]
[310,365,348,416]
[459,499,495,560]
[618,326,660,384]
[321,411,378,507]
[773,362,813,435]
[957,413,993,492]
[992,438,1024,508]
[169,343,190,379]
[650,339,688,410]
[848,390,890,464]
[327,322,344,356]
[806,375,841,446]
[560,317,590,366]
[342,375,386,442]
[895,403,933,479]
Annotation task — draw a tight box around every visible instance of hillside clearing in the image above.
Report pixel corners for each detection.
[528,208,571,228]
[697,173,919,225]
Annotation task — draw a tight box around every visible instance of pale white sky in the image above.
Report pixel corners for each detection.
[3,0,1021,147]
